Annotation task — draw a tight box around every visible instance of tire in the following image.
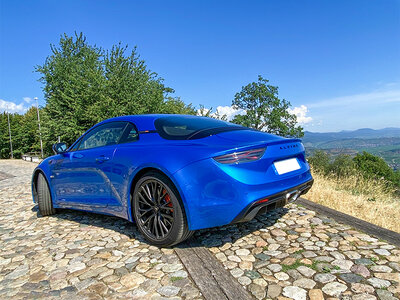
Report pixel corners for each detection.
[132,172,192,247]
[37,173,56,216]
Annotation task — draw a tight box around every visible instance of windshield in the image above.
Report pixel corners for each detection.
[154,115,246,140]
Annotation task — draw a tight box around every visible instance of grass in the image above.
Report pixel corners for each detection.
[305,171,400,233]
[170,276,184,282]
[281,259,304,272]
[281,259,325,272]
[149,262,159,268]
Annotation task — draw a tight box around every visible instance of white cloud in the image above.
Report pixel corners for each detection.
[0,99,31,113]
[23,97,33,103]
[288,105,313,124]
[197,105,246,121]
[214,106,246,120]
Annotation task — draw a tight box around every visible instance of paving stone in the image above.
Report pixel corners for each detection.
[282,286,307,300]
[340,273,364,283]
[314,273,336,283]
[248,283,266,300]
[309,289,324,300]
[350,283,375,294]
[332,259,354,270]
[352,294,377,300]
[157,285,180,297]
[370,265,393,273]
[254,253,270,261]
[230,268,244,278]
[267,284,282,298]
[293,278,316,289]
[244,270,261,280]
[355,258,374,266]
[322,282,348,297]
[351,265,370,277]
[268,263,282,272]
[374,249,391,256]
[367,277,391,288]
[271,229,287,237]
[238,276,252,285]
[297,265,316,277]
[376,289,398,300]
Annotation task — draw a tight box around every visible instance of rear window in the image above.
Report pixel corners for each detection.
[154,116,246,140]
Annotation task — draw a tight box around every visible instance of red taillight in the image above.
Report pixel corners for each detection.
[213,148,266,164]
[256,198,269,204]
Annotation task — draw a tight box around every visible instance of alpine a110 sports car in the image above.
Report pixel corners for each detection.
[32,114,313,246]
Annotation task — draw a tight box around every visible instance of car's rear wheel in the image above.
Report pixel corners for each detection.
[132,172,192,247]
[36,173,56,216]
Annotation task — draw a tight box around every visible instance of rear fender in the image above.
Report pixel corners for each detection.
[126,164,190,226]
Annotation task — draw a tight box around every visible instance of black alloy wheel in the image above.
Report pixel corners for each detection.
[133,172,192,247]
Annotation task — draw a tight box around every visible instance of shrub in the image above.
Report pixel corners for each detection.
[329,154,356,178]
[307,150,399,194]
[12,150,23,159]
[308,150,330,175]
[353,151,400,188]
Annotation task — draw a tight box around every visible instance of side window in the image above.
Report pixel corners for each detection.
[78,122,127,151]
[119,123,139,144]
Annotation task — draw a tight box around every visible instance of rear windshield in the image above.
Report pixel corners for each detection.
[154,116,246,140]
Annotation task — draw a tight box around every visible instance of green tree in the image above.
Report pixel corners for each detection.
[91,44,174,122]
[0,112,11,158]
[36,33,105,149]
[36,33,193,153]
[232,75,303,137]
[160,97,196,115]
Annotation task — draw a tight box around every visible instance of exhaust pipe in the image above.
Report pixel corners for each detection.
[286,190,302,203]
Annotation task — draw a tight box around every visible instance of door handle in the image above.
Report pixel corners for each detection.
[96,156,110,163]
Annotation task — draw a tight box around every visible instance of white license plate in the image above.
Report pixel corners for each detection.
[274,158,301,175]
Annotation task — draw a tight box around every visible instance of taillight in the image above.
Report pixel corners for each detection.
[213,148,266,164]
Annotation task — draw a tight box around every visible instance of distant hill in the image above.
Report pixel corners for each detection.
[303,128,400,170]
[303,127,400,145]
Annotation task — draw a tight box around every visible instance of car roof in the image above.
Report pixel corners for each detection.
[98,114,200,131]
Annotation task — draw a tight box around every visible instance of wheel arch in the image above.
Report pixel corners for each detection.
[127,166,190,227]
[31,167,54,204]
[32,168,44,203]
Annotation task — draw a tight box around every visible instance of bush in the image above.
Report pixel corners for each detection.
[308,150,400,191]
[12,150,23,159]
[329,154,356,177]
[308,150,330,175]
[353,151,400,188]
[0,148,10,159]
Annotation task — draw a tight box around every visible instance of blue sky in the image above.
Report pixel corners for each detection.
[0,0,399,132]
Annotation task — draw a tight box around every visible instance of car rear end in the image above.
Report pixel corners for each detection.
[152,115,313,231]
[173,134,313,230]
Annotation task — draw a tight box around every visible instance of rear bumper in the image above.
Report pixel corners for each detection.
[173,157,313,230]
[230,178,314,224]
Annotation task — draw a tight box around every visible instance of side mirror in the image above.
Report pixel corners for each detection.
[52,143,68,154]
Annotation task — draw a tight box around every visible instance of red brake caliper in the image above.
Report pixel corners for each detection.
[163,189,173,212]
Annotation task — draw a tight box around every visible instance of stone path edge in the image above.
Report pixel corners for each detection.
[175,243,253,300]
[298,197,400,248]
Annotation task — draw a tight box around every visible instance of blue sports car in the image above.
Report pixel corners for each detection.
[32,114,313,246]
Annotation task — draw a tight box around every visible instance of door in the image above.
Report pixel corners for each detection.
[51,122,128,209]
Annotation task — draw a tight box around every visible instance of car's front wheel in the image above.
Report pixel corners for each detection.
[36,173,56,216]
[132,172,192,247]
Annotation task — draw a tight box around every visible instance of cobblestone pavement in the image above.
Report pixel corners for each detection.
[1,160,400,300]
[0,160,37,189]
[0,161,202,299]
[195,207,400,300]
